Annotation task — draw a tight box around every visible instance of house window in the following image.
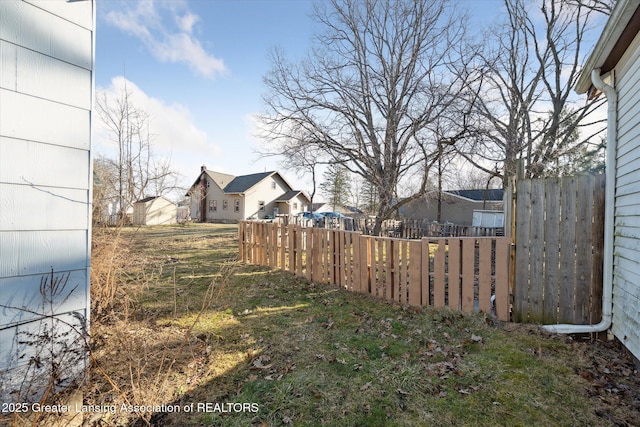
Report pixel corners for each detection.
[259,201,265,211]
[293,202,298,210]
[207,180,211,188]
[223,200,228,210]
[234,200,240,213]
[209,200,217,212]
[271,181,276,190]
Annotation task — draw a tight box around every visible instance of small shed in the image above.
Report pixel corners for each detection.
[133,196,178,226]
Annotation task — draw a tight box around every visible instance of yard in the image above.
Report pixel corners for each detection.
[6,223,637,426]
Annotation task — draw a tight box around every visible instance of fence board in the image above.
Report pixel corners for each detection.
[361,236,371,294]
[434,240,445,308]
[478,239,492,314]
[528,179,545,322]
[399,240,409,305]
[494,239,510,321]
[461,238,475,313]
[574,175,593,324]
[410,240,422,306]
[543,178,560,323]
[306,228,313,281]
[420,239,430,306]
[391,239,399,302]
[447,239,461,310]
[559,176,577,324]
[296,225,303,277]
[514,178,532,322]
[591,175,605,323]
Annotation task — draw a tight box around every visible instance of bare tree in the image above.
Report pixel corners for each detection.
[256,130,327,213]
[95,84,180,223]
[259,0,469,235]
[457,0,608,182]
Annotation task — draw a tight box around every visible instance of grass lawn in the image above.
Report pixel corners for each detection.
[60,224,640,426]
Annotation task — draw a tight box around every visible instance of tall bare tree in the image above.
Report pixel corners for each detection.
[259,0,469,235]
[96,84,179,223]
[457,0,609,182]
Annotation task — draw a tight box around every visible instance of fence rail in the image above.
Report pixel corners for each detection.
[239,221,511,321]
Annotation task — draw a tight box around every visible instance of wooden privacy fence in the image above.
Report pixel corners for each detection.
[509,174,605,324]
[238,221,511,321]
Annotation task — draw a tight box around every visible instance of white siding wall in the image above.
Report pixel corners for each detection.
[611,30,640,362]
[0,0,94,398]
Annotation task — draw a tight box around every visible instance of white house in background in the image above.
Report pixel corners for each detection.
[0,0,94,399]
[186,166,310,222]
[133,196,178,226]
[574,0,640,364]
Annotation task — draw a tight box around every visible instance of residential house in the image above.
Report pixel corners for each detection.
[0,0,94,399]
[574,0,640,364]
[186,166,310,222]
[133,196,178,226]
[401,189,504,226]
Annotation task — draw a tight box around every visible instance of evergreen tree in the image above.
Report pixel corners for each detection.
[320,165,351,210]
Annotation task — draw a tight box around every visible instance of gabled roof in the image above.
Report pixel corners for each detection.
[187,168,303,197]
[274,190,310,203]
[134,196,175,205]
[136,196,158,204]
[223,171,275,193]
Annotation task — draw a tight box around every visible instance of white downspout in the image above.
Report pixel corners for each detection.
[543,68,616,334]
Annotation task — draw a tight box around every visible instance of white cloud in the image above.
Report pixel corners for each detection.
[95,76,221,181]
[104,1,227,79]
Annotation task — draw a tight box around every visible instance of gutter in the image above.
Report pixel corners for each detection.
[543,68,616,334]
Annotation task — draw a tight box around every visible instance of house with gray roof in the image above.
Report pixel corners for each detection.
[186,166,310,222]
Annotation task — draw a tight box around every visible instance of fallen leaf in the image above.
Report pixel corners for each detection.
[471,334,483,343]
[360,381,372,391]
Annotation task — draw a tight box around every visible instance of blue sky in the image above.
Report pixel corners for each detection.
[95,0,591,197]
[95,0,326,194]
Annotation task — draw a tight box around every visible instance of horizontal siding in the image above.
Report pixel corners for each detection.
[0,88,90,149]
[615,184,640,206]
[612,31,640,363]
[15,45,91,108]
[0,0,93,384]
[0,230,88,277]
[0,184,89,231]
[0,270,87,327]
[0,1,92,69]
[615,203,640,218]
[0,41,17,90]
[23,0,93,30]
[0,137,89,189]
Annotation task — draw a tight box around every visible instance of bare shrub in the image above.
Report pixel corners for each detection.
[90,227,132,320]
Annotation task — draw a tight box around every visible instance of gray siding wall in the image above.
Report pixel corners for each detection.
[612,30,640,362]
[0,0,94,398]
